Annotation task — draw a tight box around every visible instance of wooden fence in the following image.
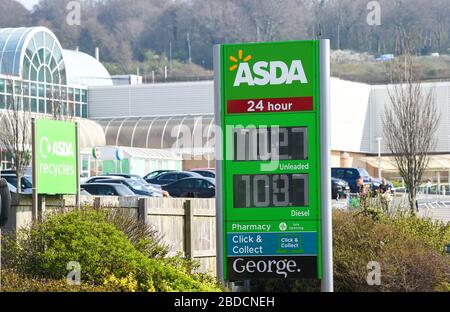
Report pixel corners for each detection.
[5,195,217,274]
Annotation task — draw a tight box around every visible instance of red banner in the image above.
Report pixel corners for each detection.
[227,97,313,114]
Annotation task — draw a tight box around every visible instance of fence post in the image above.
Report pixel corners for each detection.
[184,200,194,259]
[93,197,101,210]
[138,197,148,224]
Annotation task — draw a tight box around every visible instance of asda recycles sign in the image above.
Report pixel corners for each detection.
[35,119,78,195]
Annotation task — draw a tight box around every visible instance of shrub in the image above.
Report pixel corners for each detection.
[383,213,450,253]
[2,209,222,292]
[333,211,449,292]
[1,270,108,292]
[251,211,450,292]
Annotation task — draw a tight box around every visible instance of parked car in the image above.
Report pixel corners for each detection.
[190,169,215,178]
[147,171,203,186]
[95,178,162,197]
[143,170,177,181]
[331,167,372,193]
[0,174,33,192]
[80,183,136,197]
[161,177,215,198]
[332,177,350,200]
[85,175,167,196]
[4,181,32,195]
[80,188,91,196]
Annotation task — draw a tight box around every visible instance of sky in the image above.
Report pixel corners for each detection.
[15,0,40,10]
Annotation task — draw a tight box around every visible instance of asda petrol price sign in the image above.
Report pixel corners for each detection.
[215,40,330,281]
[35,119,78,195]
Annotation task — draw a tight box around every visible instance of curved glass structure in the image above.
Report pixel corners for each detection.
[0,27,87,117]
[96,114,216,156]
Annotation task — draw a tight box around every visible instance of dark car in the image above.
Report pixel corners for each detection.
[190,169,215,178]
[95,178,161,197]
[143,170,177,181]
[80,183,135,196]
[99,173,154,186]
[162,178,215,198]
[1,174,33,192]
[331,167,372,193]
[147,171,203,186]
[331,177,350,200]
[91,173,162,189]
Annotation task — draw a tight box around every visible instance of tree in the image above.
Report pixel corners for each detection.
[0,73,31,193]
[382,52,440,214]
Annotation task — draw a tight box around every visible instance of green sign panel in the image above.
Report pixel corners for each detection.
[35,119,78,195]
[215,40,328,281]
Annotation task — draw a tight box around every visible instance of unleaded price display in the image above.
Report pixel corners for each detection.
[233,127,308,161]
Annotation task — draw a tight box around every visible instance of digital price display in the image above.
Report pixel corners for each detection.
[233,174,308,208]
[215,40,331,284]
[233,127,308,161]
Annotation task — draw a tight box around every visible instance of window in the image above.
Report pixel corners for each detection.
[160,173,177,181]
[179,179,194,188]
[345,169,359,178]
[178,173,190,179]
[195,179,209,189]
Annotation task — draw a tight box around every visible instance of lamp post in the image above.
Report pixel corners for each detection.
[376,137,382,180]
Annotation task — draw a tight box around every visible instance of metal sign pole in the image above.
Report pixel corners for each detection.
[213,44,225,285]
[75,122,80,209]
[31,118,38,222]
[320,39,334,292]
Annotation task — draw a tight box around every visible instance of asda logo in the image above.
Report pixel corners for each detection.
[40,136,74,159]
[230,50,308,87]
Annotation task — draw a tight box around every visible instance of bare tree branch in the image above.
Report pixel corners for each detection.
[382,49,440,214]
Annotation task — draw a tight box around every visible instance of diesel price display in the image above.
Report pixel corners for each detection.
[233,174,308,208]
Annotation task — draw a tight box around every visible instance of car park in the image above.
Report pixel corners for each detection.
[190,169,215,178]
[85,175,167,197]
[143,170,177,181]
[161,177,215,198]
[147,171,203,186]
[95,178,162,197]
[80,183,136,197]
[331,167,373,193]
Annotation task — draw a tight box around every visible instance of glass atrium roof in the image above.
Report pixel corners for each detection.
[0,27,66,84]
[0,26,112,87]
[96,115,216,153]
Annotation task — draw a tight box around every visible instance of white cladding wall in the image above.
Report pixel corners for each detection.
[88,79,450,154]
[330,78,372,153]
[370,81,450,154]
[88,81,214,117]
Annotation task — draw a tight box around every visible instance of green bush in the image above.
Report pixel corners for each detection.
[1,269,108,292]
[2,209,222,292]
[251,211,450,292]
[383,213,450,253]
[334,211,449,292]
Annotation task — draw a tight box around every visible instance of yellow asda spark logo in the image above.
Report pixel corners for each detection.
[229,49,308,87]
